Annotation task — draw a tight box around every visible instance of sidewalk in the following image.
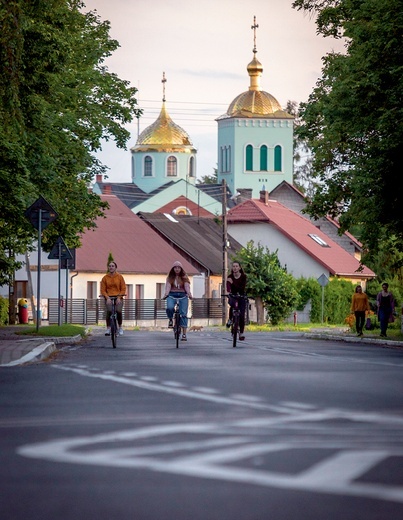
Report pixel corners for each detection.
[0,325,83,367]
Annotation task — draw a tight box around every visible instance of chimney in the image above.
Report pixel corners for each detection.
[96,174,103,183]
[237,188,253,204]
[260,189,269,205]
[103,184,112,194]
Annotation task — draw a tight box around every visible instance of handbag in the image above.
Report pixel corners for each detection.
[365,317,372,330]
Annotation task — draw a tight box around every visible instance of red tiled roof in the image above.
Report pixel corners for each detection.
[76,195,199,274]
[227,199,375,277]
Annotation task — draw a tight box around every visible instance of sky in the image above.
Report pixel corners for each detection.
[82,0,345,183]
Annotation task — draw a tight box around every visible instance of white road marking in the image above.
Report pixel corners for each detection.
[52,365,293,413]
[17,414,403,504]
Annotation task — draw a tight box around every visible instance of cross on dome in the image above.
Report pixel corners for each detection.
[162,71,167,102]
[251,16,259,55]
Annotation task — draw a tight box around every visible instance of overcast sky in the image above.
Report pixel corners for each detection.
[82,0,345,182]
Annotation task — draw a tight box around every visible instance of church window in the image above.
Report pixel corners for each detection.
[246,145,253,171]
[144,156,152,177]
[274,145,282,172]
[167,156,177,177]
[260,145,268,171]
[220,146,231,173]
[188,156,195,177]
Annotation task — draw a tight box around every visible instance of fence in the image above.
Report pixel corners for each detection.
[48,298,224,326]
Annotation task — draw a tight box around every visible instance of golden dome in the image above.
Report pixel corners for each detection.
[134,102,195,153]
[218,17,292,120]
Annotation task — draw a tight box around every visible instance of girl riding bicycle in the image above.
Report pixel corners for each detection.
[226,261,247,341]
[163,261,192,341]
[101,261,126,336]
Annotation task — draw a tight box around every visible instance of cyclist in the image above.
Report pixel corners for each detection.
[226,261,247,340]
[163,261,192,341]
[101,261,126,336]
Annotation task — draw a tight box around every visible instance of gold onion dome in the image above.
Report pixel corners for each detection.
[135,73,195,153]
[219,17,291,120]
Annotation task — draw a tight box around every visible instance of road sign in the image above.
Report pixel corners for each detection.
[317,274,329,287]
[48,237,73,260]
[24,196,58,231]
[61,248,76,270]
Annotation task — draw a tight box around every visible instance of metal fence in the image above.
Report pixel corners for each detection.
[48,298,224,326]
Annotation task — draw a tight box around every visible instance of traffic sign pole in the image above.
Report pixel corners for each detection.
[36,210,42,332]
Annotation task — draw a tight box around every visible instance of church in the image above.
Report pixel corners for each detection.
[90,16,374,290]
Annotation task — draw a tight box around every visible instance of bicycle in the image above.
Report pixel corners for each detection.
[226,294,248,348]
[166,295,188,348]
[109,295,123,349]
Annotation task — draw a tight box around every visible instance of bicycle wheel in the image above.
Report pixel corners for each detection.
[232,314,239,348]
[174,314,180,348]
[110,316,117,349]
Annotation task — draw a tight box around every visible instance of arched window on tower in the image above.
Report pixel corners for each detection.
[167,156,177,177]
[274,145,282,172]
[188,156,195,178]
[144,155,153,177]
[131,156,136,179]
[260,145,268,171]
[246,145,253,171]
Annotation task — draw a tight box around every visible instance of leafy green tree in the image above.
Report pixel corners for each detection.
[295,277,322,322]
[292,0,403,259]
[0,0,141,283]
[231,241,300,325]
[198,168,218,185]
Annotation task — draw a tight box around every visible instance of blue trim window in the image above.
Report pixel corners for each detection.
[246,145,253,171]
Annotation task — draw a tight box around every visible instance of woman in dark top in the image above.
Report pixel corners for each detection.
[226,261,247,340]
[376,282,395,338]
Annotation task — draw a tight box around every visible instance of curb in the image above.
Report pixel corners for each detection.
[304,332,403,348]
[0,333,86,368]
[1,342,56,367]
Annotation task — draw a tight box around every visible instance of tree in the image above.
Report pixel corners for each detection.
[231,241,300,325]
[292,0,403,259]
[286,100,317,198]
[197,168,218,185]
[0,0,141,283]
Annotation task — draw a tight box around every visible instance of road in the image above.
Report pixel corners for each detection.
[2,328,403,520]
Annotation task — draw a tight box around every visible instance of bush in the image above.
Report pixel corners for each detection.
[0,296,9,326]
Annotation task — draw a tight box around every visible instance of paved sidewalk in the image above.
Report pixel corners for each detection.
[0,325,83,367]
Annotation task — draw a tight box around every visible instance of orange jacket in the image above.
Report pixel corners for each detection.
[100,272,126,299]
[351,292,370,312]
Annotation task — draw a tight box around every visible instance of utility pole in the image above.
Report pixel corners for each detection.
[222,179,228,325]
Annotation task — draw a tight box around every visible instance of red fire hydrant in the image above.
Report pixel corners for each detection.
[18,298,29,324]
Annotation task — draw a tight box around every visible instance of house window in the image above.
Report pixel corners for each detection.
[131,156,135,179]
[246,145,253,171]
[144,155,152,177]
[274,145,282,171]
[87,281,97,299]
[260,145,268,171]
[126,284,133,299]
[188,156,195,177]
[156,283,165,311]
[156,283,165,299]
[308,234,329,247]
[167,156,177,177]
[135,284,144,299]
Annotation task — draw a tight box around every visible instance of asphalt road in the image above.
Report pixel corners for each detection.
[2,328,403,520]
